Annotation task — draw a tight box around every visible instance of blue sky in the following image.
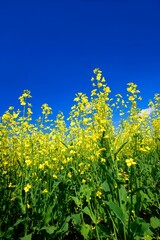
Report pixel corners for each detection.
[0,0,160,122]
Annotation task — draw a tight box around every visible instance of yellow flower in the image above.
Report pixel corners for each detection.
[96,191,102,199]
[128,96,135,101]
[103,135,109,139]
[101,158,106,163]
[93,68,100,74]
[3,161,8,165]
[42,189,48,193]
[9,106,14,110]
[82,179,86,184]
[96,73,102,81]
[25,159,32,166]
[139,146,150,153]
[89,155,94,161]
[70,150,76,154]
[39,163,45,170]
[41,103,52,115]
[127,87,134,93]
[125,158,136,167]
[101,77,106,82]
[67,172,72,178]
[27,203,31,209]
[27,107,33,116]
[19,96,26,106]
[145,146,150,151]
[91,89,97,96]
[97,82,103,88]
[24,184,32,193]
[53,174,58,179]
[8,182,15,188]
[103,86,111,94]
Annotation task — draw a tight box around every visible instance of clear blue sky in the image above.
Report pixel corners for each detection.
[0,0,160,121]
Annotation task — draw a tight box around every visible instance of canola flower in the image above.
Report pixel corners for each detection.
[42,189,48,193]
[24,183,32,193]
[96,190,102,199]
[125,158,136,167]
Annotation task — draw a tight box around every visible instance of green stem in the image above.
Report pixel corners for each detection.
[108,211,118,240]
[128,166,133,239]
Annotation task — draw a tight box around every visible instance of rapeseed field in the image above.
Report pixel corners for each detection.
[0,69,160,239]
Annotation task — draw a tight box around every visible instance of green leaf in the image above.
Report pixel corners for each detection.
[150,217,160,229]
[155,171,160,180]
[119,185,127,203]
[17,196,26,214]
[71,196,81,207]
[108,201,125,225]
[2,227,14,238]
[71,213,81,225]
[20,233,32,240]
[142,236,152,240]
[140,222,153,236]
[59,216,70,234]
[80,185,92,202]
[141,222,150,232]
[44,205,54,225]
[14,218,25,227]
[61,222,69,233]
[81,223,90,239]
[83,206,96,224]
[69,166,78,174]
[114,141,128,158]
[101,180,110,192]
[133,217,153,236]
[42,226,56,235]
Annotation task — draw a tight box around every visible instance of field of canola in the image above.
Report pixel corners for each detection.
[0,69,160,239]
